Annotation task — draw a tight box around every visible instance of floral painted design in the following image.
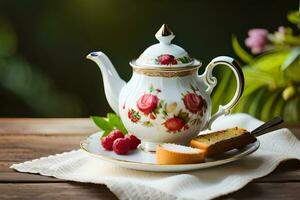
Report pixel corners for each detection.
[128,109,141,123]
[155,54,192,65]
[163,109,190,133]
[126,85,162,127]
[157,54,177,65]
[183,93,206,116]
[137,94,159,115]
[177,56,192,64]
[126,84,207,133]
[163,117,185,132]
[182,85,207,117]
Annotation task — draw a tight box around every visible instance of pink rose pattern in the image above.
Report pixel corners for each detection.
[157,54,177,65]
[126,84,207,133]
[137,94,159,115]
[183,93,206,116]
[155,54,191,65]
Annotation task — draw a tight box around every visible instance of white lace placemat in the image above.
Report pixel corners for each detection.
[11,114,300,200]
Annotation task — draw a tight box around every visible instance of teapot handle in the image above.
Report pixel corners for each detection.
[201,56,244,129]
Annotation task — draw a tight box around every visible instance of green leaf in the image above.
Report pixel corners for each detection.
[211,68,235,113]
[177,110,190,123]
[107,113,128,134]
[273,96,285,117]
[233,91,256,114]
[178,56,191,64]
[243,68,276,93]
[287,11,300,25]
[282,48,300,70]
[91,114,129,137]
[283,49,300,82]
[149,85,154,92]
[247,87,267,117]
[162,110,168,117]
[91,116,114,137]
[232,35,254,64]
[91,116,113,130]
[283,97,300,122]
[142,121,153,127]
[190,84,197,93]
[260,91,281,121]
[252,51,290,71]
[282,35,300,45]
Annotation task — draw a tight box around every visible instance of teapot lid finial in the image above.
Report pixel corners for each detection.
[155,24,175,44]
[133,24,196,67]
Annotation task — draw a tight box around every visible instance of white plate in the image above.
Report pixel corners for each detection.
[80,132,260,172]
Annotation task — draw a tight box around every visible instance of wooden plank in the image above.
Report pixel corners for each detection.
[0,135,83,161]
[274,123,300,139]
[0,118,99,135]
[0,133,84,182]
[219,182,300,200]
[0,182,299,200]
[0,183,118,200]
[256,160,300,182]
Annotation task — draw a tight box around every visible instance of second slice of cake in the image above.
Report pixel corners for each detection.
[190,127,257,156]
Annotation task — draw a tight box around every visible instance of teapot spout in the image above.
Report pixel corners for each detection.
[87,51,126,114]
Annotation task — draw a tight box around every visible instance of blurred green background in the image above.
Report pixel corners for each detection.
[0,0,298,117]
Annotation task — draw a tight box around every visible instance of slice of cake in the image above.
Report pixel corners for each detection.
[156,143,205,165]
[190,127,256,157]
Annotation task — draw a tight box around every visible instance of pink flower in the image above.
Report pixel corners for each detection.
[183,93,205,114]
[137,94,159,114]
[245,29,269,54]
[163,117,185,132]
[157,54,177,65]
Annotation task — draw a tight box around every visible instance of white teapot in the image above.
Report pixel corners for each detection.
[87,24,244,151]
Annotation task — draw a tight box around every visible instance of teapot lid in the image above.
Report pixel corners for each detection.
[131,24,199,68]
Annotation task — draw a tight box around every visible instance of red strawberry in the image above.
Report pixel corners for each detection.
[163,117,185,132]
[109,130,124,140]
[125,134,141,149]
[101,130,124,151]
[101,136,114,151]
[113,138,130,155]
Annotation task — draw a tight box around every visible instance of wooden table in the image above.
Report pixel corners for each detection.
[0,118,299,200]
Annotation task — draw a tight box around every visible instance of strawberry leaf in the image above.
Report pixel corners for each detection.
[91,116,113,131]
[91,114,128,138]
[107,113,128,134]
